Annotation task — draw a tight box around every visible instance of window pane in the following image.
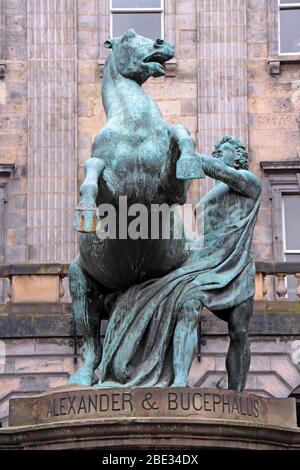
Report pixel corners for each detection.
[280,9,300,53]
[112,0,162,8]
[283,195,300,250]
[286,253,300,300]
[112,13,162,39]
[280,1,300,4]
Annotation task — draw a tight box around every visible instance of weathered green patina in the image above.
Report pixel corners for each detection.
[68,30,261,392]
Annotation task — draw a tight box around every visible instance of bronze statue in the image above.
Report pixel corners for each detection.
[68,30,261,392]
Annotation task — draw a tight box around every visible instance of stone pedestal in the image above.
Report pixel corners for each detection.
[0,387,299,450]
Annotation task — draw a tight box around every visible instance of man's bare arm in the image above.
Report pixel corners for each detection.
[197,154,261,198]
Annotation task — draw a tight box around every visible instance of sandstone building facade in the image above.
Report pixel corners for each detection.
[0,0,299,427]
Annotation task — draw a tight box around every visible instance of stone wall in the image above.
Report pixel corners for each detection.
[190,336,300,398]
[247,0,300,259]
[0,337,76,427]
[0,0,28,264]
[2,1,299,263]
[248,0,300,168]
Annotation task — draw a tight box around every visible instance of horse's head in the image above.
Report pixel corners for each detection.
[104,29,174,84]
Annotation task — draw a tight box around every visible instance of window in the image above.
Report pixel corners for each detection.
[110,0,164,40]
[0,184,6,303]
[279,1,300,54]
[261,161,300,299]
[282,194,300,299]
[0,164,14,303]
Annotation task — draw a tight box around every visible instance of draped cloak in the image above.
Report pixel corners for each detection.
[97,180,262,387]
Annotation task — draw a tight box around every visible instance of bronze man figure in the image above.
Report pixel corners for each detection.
[172,137,261,391]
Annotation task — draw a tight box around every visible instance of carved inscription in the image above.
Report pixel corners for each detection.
[46,392,133,417]
[45,389,260,419]
[168,392,259,417]
[9,387,296,428]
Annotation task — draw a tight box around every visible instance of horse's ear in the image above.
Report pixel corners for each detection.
[121,29,136,42]
[104,39,113,49]
[127,28,136,37]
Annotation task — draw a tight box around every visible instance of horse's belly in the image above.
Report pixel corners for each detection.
[79,234,187,290]
[106,137,170,204]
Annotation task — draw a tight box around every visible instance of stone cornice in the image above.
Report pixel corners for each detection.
[0,416,299,450]
[0,163,15,177]
[268,56,300,75]
[260,161,300,173]
[0,63,6,80]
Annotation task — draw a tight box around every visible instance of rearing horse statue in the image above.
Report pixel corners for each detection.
[68,29,203,386]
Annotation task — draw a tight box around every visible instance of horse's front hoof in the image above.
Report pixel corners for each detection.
[176,154,205,180]
[68,366,94,386]
[94,380,122,388]
[73,207,98,233]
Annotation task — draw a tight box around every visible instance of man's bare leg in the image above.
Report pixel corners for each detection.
[171,299,201,387]
[226,298,253,392]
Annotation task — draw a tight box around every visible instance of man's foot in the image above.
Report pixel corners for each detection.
[170,377,189,387]
[68,366,94,386]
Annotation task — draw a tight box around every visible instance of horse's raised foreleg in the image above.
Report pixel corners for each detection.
[68,257,104,386]
[74,158,105,233]
[170,124,205,180]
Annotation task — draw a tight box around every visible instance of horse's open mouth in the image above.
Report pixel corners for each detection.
[142,52,171,73]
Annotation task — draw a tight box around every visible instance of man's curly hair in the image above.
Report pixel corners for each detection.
[212,135,249,170]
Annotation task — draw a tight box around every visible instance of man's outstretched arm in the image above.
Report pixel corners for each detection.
[197,154,261,199]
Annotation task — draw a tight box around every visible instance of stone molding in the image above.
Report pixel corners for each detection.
[0,309,299,338]
[261,161,300,173]
[268,57,300,75]
[0,164,15,178]
[0,416,299,450]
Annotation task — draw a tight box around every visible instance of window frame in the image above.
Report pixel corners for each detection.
[281,193,300,299]
[109,0,164,39]
[271,183,300,259]
[0,164,14,303]
[278,0,300,56]
[282,193,300,256]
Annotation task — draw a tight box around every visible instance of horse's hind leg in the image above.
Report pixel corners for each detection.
[68,257,103,386]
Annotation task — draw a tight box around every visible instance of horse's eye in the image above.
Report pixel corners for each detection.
[154,39,164,47]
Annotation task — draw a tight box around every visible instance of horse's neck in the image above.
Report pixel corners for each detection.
[102,55,160,121]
